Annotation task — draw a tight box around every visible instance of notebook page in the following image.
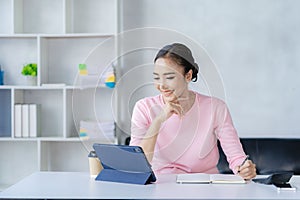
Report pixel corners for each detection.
[176,173,211,184]
[210,174,246,184]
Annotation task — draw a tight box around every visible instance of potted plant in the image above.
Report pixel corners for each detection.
[21,63,37,85]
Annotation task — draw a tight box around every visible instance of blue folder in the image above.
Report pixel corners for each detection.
[93,143,156,185]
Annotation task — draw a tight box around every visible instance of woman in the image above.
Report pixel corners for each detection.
[130,43,256,180]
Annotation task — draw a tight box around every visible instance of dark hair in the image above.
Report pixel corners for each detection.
[154,43,199,82]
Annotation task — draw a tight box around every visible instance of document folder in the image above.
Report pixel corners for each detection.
[93,144,156,185]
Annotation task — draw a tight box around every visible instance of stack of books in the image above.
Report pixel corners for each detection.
[79,120,115,142]
[14,104,41,138]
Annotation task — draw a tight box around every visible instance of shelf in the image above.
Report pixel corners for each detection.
[0,35,116,87]
[1,86,65,90]
[40,140,89,171]
[14,85,65,90]
[0,37,38,86]
[66,85,110,90]
[0,85,112,90]
[0,137,13,141]
[14,0,64,34]
[5,0,118,34]
[0,137,36,141]
[39,36,113,85]
[0,33,114,38]
[0,136,116,143]
[40,33,115,38]
[0,141,38,187]
[14,89,64,137]
[65,0,117,34]
[0,0,118,190]
[0,34,37,38]
[66,87,114,138]
[39,137,82,141]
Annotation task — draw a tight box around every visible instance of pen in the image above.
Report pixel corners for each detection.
[238,155,249,173]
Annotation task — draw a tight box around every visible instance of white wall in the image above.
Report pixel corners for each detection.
[117,0,300,139]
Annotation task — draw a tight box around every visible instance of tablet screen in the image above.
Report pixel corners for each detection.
[93,144,155,174]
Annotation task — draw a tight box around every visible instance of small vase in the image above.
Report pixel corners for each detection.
[25,76,37,86]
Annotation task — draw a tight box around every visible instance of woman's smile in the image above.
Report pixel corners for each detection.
[161,90,174,97]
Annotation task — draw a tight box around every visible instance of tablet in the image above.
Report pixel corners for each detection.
[93,143,156,184]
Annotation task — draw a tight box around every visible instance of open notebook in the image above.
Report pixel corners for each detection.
[176,173,246,184]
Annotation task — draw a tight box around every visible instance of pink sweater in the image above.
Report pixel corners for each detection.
[130,92,246,174]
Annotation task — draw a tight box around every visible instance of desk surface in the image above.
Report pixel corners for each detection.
[0,172,299,199]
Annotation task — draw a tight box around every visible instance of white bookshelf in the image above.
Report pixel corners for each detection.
[0,0,118,190]
[65,0,117,34]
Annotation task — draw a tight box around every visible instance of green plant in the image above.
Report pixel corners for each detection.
[21,63,37,76]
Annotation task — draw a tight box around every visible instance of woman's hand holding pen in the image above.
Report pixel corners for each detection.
[236,156,257,180]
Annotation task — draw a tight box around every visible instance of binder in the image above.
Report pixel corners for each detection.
[29,104,40,137]
[21,104,29,137]
[93,144,156,185]
[14,104,22,137]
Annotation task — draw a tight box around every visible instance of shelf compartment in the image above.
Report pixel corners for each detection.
[39,36,114,85]
[14,0,64,34]
[65,0,117,34]
[0,37,38,86]
[66,87,114,138]
[0,89,11,137]
[0,140,38,187]
[14,89,64,137]
[39,140,89,171]
[0,0,13,34]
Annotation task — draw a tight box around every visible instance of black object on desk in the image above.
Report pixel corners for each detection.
[93,143,156,185]
[253,172,294,185]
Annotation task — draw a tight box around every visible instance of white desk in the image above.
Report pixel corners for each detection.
[0,172,299,199]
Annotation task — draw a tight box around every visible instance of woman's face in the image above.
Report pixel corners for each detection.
[153,57,191,102]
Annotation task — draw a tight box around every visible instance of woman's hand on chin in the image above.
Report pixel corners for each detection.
[158,98,183,122]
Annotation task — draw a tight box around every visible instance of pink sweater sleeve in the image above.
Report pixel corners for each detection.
[214,100,247,174]
[130,99,149,146]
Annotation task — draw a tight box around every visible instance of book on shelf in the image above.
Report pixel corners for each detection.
[21,104,29,137]
[41,83,66,87]
[29,104,41,137]
[14,104,22,137]
[176,173,246,184]
[14,103,41,138]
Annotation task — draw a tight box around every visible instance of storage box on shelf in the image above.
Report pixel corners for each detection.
[0,0,119,190]
[0,89,11,137]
